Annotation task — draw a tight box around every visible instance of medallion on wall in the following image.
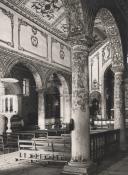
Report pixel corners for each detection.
[31,35,38,47]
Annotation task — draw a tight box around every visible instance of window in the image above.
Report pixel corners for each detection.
[23,78,29,96]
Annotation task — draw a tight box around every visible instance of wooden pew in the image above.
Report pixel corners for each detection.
[17,134,71,162]
[0,135,4,152]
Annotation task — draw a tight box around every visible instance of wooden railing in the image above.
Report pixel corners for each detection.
[90,129,120,163]
[0,129,120,164]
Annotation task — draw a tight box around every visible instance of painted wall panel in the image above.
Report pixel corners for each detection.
[18,19,48,59]
[51,38,71,68]
[0,7,14,47]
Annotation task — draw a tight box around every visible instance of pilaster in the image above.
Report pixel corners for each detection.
[38,88,45,130]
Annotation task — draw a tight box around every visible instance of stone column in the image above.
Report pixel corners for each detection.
[0,81,5,135]
[63,39,94,175]
[64,93,71,123]
[60,93,64,122]
[113,66,126,150]
[38,89,45,130]
[101,78,107,120]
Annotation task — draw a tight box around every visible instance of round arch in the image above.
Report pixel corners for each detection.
[95,8,124,68]
[4,59,43,91]
[45,71,71,125]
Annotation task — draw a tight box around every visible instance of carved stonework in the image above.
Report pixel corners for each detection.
[30,0,63,21]
[63,0,84,37]
[72,43,89,112]
[102,43,111,65]
[31,35,38,47]
[98,9,124,68]
[113,70,124,129]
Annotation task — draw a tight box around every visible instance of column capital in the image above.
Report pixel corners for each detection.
[111,65,124,74]
[69,34,93,50]
[37,88,45,93]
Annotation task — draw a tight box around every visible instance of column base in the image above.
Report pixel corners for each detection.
[62,160,96,175]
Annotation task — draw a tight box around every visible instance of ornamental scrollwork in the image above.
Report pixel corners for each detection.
[98,8,124,68]
[30,0,63,20]
[102,43,111,65]
[63,0,84,37]
[72,44,89,112]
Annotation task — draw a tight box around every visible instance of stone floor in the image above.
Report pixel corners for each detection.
[1,151,128,175]
[96,152,128,175]
[0,152,64,175]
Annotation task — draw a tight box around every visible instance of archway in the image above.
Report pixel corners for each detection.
[94,8,123,67]
[45,72,70,129]
[6,63,39,131]
[89,91,101,118]
[104,66,114,120]
[93,8,124,120]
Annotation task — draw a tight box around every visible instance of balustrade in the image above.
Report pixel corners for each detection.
[90,129,120,163]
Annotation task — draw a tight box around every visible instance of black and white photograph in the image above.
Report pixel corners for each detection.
[0,0,127,174]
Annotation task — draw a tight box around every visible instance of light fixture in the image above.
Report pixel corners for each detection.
[0,78,19,83]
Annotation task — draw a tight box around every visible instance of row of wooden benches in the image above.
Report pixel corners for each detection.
[17,134,71,162]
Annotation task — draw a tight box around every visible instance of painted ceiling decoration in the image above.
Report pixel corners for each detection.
[26,0,64,22]
[24,0,68,35]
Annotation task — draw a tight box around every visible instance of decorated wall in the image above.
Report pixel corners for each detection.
[0,2,71,71]
[89,41,112,93]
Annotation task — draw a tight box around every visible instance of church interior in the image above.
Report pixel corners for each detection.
[0,0,128,175]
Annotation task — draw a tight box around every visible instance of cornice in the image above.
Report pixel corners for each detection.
[1,0,67,41]
[0,45,71,75]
